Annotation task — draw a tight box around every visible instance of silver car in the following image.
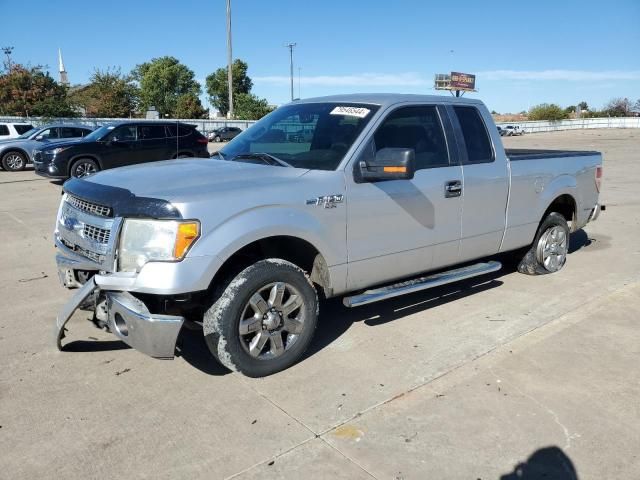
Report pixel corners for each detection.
[0,124,93,172]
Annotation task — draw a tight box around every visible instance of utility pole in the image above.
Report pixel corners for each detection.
[226,0,234,119]
[2,46,14,71]
[284,42,296,102]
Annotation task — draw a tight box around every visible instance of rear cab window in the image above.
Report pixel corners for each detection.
[453,106,494,164]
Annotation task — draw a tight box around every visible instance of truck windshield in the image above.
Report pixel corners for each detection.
[219,103,379,171]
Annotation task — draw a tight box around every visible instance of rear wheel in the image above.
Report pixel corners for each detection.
[203,259,318,377]
[517,212,570,275]
[2,151,27,171]
[215,136,221,142]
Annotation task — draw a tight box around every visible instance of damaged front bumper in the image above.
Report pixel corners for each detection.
[55,275,184,359]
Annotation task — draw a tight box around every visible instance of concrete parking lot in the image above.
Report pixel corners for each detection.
[0,129,638,479]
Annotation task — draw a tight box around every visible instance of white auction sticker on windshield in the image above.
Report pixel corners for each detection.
[330,106,370,118]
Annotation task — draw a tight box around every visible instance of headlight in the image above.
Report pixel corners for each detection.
[51,146,71,156]
[118,219,200,272]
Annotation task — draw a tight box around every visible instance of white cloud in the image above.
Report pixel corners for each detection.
[478,70,640,81]
[254,72,429,87]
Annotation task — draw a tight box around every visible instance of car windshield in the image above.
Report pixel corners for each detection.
[219,102,379,171]
[82,125,114,141]
[18,128,38,139]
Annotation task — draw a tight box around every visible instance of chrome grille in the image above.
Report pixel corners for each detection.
[66,195,112,217]
[83,224,110,244]
[59,238,102,263]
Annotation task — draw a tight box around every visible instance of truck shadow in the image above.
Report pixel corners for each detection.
[499,446,578,480]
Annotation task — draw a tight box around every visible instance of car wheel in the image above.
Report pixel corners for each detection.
[203,259,319,377]
[1,151,27,171]
[517,212,570,275]
[70,158,99,178]
[215,136,221,143]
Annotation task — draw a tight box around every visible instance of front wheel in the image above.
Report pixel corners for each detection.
[517,212,570,275]
[215,136,221,143]
[2,151,27,171]
[70,158,99,178]
[203,259,318,377]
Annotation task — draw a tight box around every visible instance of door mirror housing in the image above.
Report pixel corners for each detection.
[35,135,44,141]
[357,148,415,182]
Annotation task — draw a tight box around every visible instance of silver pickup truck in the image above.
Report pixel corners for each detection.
[54,94,604,377]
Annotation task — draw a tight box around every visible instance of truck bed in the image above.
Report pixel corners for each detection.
[506,149,600,161]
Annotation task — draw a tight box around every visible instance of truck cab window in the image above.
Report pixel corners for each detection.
[373,106,449,170]
[454,106,494,164]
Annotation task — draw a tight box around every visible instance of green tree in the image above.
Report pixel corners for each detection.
[0,64,76,117]
[564,105,576,114]
[132,56,200,117]
[205,59,253,117]
[70,68,139,117]
[578,101,589,111]
[175,92,207,118]
[528,103,568,121]
[234,93,274,120]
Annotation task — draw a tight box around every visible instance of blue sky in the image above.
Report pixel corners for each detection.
[2,0,638,113]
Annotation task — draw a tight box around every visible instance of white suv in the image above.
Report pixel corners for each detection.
[0,122,34,140]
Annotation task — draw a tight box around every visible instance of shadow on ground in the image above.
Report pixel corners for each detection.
[500,446,579,480]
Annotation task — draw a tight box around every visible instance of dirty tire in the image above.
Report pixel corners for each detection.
[517,212,570,275]
[203,259,318,377]
[2,151,27,171]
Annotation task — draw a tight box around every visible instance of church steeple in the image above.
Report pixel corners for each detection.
[58,48,69,85]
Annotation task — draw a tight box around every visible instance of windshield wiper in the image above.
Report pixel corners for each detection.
[231,152,293,168]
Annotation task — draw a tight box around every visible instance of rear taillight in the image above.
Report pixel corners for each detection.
[595,166,603,192]
[196,137,208,144]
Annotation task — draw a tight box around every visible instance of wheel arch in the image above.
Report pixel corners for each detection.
[1,147,29,160]
[541,193,577,231]
[68,154,102,175]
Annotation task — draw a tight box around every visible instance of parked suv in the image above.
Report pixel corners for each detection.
[0,124,93,172]
[33,121,209,179]
[209,126,242,142]
[0,122,34,140]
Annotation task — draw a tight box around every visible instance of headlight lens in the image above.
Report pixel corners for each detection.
[118,219,200,272]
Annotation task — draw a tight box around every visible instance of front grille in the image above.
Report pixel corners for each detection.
[60,237,102,263]
[83,224,110,244]
[67,195,112,217]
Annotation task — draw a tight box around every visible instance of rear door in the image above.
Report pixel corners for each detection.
[345,104,463,290]
[449,105,509,261]
[137,124,169,162]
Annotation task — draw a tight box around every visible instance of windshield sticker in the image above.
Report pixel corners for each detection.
[330,106,370,118]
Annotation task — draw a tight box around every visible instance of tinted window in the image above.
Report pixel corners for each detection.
[15,124,34,134]
[0,125,9,136]
[60,127,84,138]
[39,128,59,139]
[454,106,494,164]
[107,125,136,141]
[139,125,167,139]
[166,124,191,137]
[373,106,449,170]
[178,125,191,136]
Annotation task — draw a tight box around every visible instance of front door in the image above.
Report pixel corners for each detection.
[345,105,463,291]
[101,125,139,168]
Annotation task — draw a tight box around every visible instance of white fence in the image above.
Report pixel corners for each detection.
[0,116,257,134]
[496,117,640,133]
[2,114,639,135]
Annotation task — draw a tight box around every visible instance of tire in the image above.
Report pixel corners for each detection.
[203,259,319,377]
[517,212,570,275]
[215,136,221,143]
[70,158,99,178]
[1,151,27,171]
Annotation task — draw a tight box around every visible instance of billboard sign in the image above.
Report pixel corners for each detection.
[449,72,476,91]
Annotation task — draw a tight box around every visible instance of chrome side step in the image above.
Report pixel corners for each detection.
[343,261,502,308]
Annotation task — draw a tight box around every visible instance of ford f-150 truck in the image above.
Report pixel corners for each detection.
[54,94,604,377]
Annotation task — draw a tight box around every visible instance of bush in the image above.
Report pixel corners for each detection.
[528,103,568,121]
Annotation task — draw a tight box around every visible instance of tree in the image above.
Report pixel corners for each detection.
[528,103,567,121]
[578,101,589,111]
[234,93,274,120]
[604,97,632,117]
[133,56,201,117]
[0,64,76,117]
[564,105,576,114]
[205,59,253,116]
[175,92,207,118]
[70,68,139,117]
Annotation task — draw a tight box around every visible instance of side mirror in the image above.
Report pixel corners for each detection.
[35,135,44,141]
[357,148,415,182]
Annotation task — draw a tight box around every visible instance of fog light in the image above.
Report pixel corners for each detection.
[114,313,129,336]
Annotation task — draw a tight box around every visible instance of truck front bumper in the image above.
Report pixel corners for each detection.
[55,276,184,359]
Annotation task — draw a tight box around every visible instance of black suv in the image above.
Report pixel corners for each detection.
[209,126,242,142]
[33,121,209,179]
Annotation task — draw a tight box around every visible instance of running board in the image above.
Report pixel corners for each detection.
[343,261,502,308]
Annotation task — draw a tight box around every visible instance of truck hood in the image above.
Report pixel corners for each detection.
[84,158,310,201]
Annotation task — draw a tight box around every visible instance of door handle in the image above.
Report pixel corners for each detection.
[444,180,462,198]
